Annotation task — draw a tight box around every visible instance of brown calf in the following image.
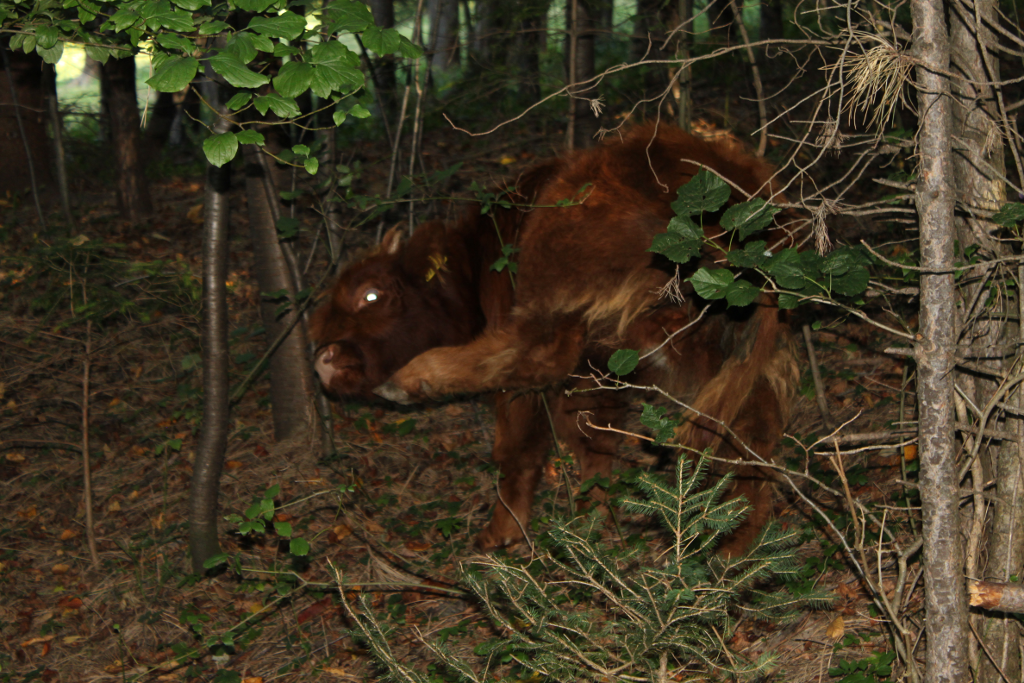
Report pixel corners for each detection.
[309,124,800,555]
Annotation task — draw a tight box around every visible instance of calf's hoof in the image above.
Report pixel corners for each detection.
[474,523,525,553]
[372,381,413,405]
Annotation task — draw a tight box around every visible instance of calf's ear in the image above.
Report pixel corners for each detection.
[380,226,404,255]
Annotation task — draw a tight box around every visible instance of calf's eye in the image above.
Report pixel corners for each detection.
[363,289,380,304]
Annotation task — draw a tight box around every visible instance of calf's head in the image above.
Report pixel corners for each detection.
[309,224,483,399]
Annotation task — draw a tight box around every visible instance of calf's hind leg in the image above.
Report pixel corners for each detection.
[476,391,553,552]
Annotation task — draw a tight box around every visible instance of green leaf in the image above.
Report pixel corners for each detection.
[608,349,639,376]
[37,42,64,64]
[84,44,114,65]
[207,51,270,89]
[248,11,306,40]
[361,25,402,55]
[724,279,761,307]
[763,248,805,290]
[146,56,199,92]
[35,25,59,49]
[397,35,423,58]
[777,292,800,309]
[236,130,265,145]
[292,144,310,156]
[276,217,301,239]
[289,538,310,556]
[348,102,371,118]
[720,198,780,240]
[140,1,194,32]
[273,521,293,537]
[689,268,734,300]
[156,32,195,54]
[829,266,869,297]
[172,0,211,10]
[726,240,770,269]
[273,43,301,58]
[649,231,700,264]
[198,19,230,35]
[672,169,731,217]
[321,0,373,33]
[109,7,142,32]
[250,34,274,53]
[639,403,675,445]
[225,32,257,64]
[232,0,276,11]
[273,60,313,97]
[308,41,363,96]
[203,132,239,168]
[253,93,300,118]
[992,202,1024,227]
[332,110,347,126]
[226,92,252,110]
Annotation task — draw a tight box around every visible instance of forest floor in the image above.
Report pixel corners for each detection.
[1,112,920,683]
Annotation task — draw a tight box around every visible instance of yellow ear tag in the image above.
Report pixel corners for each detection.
[425,253,448,282]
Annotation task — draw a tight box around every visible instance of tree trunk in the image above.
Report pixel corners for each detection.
[100,55,153,225]
[510,0,548,102]
[947,0,1018,679]
[760,0,784,41]
[243,145,317,442]
[910,0,970,681]
[367,0,398,112]
[189,117,233,573]
[0,39,54,197]
[428,0,460,72]
[566,0,599,149]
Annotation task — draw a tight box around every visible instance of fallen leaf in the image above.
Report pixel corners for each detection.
[107,500,121,513]
[60,529,78,541]
[224,460,244,471]
[825,615,845,640]
[6,452,25,462]
[186,203,204,225]
[21,635,55,647]
[405,539,431,552]
[328,524,352,543]
[17,506,37,519]
[52,564,71,575]
[904,444,918,461]
[499,156,516,165]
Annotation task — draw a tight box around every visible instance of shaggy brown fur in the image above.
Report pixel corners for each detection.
[309,124,801,555]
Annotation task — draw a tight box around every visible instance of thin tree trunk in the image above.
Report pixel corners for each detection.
[0,38,53,205]
[368,0,398,113]
[676,0,693,131]
[566,0,599,149]
[188,116,233,573]
[910,0,970,681]
[243,146,316,442]
[947,0,1018,679]
[428,0,460,72]
[100,55,153,224]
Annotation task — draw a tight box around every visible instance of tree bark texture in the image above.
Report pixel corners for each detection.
[243,145,316,443]
[0,40,53,196]
[188,117,233,573]
[566,0,599,149]
[910,1,970,681]
[428,0,460,72]
[947,0,1018,679]
[367,0,398,112]
[100,55,153,225]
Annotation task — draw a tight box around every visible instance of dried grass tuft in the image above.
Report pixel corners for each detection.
[836,35,915,132]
